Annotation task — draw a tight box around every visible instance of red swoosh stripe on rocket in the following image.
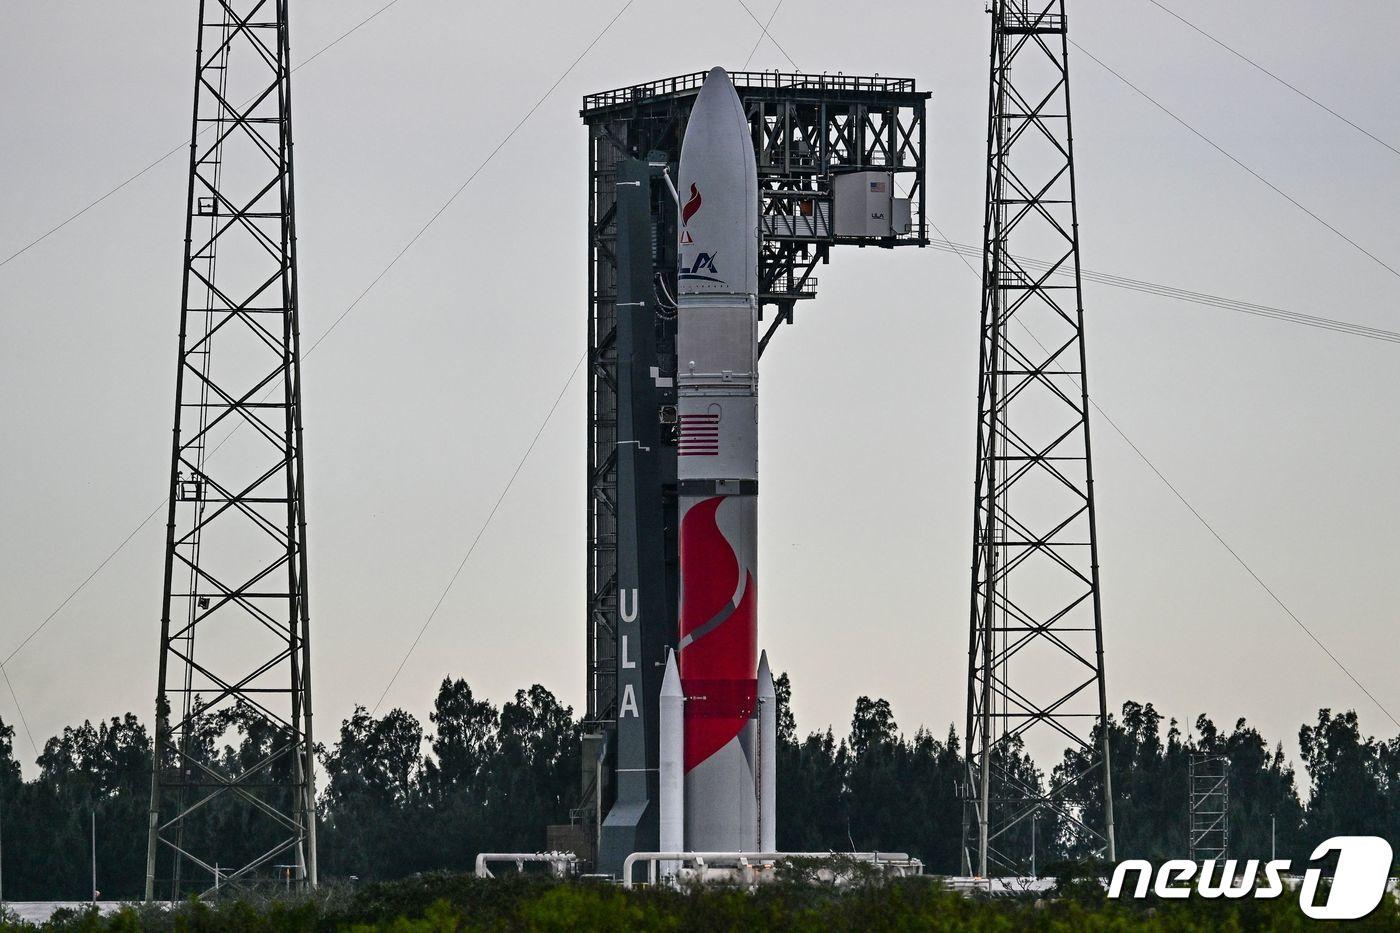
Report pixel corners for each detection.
[677,496,758,772]
[678,497,737,636]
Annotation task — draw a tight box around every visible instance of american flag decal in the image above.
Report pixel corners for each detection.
[678,412,720,456]
[869,179,886,193]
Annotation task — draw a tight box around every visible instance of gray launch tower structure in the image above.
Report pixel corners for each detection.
[578,72,929,869]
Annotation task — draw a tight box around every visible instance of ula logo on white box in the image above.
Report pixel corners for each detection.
[1107,836,1393,919]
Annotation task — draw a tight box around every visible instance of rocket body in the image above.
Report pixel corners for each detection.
[675,66,762,852]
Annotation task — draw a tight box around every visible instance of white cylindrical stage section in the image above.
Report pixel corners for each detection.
[675,65,763,853]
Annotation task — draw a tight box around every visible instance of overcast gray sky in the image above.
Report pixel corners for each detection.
[2,1,1398,778]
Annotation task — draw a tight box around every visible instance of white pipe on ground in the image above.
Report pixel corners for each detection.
[474,852,577,879]
[621,851,922,889]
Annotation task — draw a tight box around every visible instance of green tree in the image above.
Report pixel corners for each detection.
[421,677,498,801]
[1300,708,1388,844]
[319,706,426,880]
[774,672,846,853]
[1195,714,1306,861]
[480,686,579,850]
[1060,702,1187,863]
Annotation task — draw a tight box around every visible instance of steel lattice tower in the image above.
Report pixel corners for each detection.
[963,0,1115,875]
[145,0,316,899]
[1188,754,1229,862]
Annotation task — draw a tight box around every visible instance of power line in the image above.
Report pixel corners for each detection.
[1071,39,1400,284]
[742,0,784,70]
[0,665,37,758]
[305,0,635,359]
[928,238,1400,344]
[735,0,799,70]
[0,0,411,272]
[1,501,167,669]
[371,353,585,715]
[293,0,408,72]
[1142,0,1400,160]
[1090,402,1399,732]
[928,217,1398,731]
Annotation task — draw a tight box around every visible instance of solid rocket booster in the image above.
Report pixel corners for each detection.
[659,650,684,868]
[757,650,776,853]
[674,66,762,852]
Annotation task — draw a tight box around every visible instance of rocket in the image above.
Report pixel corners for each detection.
[658,66,776,855]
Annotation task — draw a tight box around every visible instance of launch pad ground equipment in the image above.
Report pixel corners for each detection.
[621,851,924,890]
[474,852,580,879]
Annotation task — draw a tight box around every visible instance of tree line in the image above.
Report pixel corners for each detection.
[1,675,1397,899]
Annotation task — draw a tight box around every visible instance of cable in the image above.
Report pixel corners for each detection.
[1,501,167,669]
[1071,39,1400,284]
[1090,402,1399,732]
[928,238,1400,344]
[735,0,799,70]
[292,0,408,72]
[370,352,585,714]
[0,664,38,757]
[0,143,186,272]
[304,0,634,359]
[1142,0,1400,160]
[742,0,784,70]
[0,0,411,272]
[929,216,1399,731]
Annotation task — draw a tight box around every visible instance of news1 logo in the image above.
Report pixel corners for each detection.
[1108,836,1394,919]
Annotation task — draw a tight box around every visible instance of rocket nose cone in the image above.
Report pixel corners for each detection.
[694,66,740,114]
[704,65,734,91]
[661,648,683,697]
[678,65,758,297]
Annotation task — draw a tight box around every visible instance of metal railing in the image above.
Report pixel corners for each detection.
[762,273,819,297]
[1000,9,1066,33]
[584,71,918,111]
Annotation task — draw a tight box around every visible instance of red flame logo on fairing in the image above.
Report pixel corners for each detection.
[682,183,702,226]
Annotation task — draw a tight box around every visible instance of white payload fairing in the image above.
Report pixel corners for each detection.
[658,66,776,855]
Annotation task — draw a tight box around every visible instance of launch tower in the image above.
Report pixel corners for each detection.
[963,0,1116,875]
[577,71,929,871]
[145,0,317,899]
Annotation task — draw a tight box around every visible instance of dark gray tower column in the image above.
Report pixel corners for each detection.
[598,158,677,876]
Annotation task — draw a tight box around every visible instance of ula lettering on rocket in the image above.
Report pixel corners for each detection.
[658,66,777,855]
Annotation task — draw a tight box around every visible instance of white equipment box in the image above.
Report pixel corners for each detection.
[832,171,911,237]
